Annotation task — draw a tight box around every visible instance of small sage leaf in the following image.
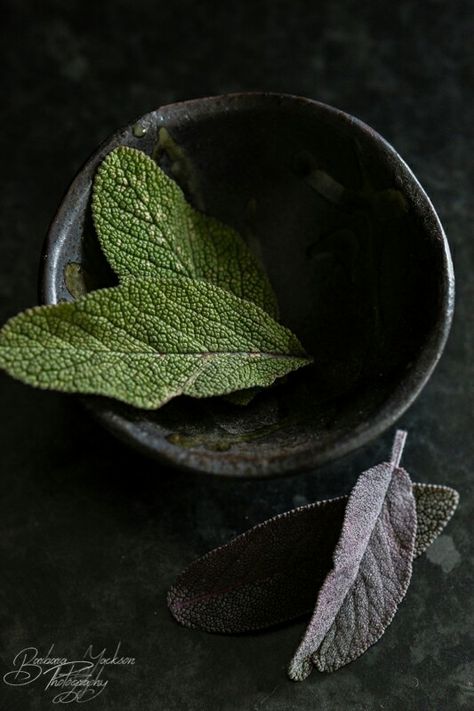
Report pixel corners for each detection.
[288,431,416,679]
[412,483,459,557]
[92,146,279,317]
[0,274,310,409]
[167,482,458,634]
[64,262,89,299]
[223,387,261,406]
[153,127,205,211]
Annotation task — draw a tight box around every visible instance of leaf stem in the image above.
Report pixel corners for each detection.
[390,430,407,468]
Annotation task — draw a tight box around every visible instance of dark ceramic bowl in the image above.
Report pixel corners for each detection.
[40,93,454,477]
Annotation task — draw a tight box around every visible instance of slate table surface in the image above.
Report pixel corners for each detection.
[0,1,472,709]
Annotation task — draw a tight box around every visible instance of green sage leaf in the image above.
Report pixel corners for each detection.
[0,274,311,409]
[92,146,278,317]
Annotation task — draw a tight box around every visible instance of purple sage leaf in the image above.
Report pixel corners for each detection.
[168,476,458,635]
[412,483,459,558]
[288,430,416,679]
[168,495,346,633]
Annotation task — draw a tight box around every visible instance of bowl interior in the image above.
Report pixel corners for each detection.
[41,94,453,476]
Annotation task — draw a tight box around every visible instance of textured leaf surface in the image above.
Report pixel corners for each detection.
[0,274,310,409]
[412,483,459,557]
[92,146,278,317]
[168,496,345,634]
[167,483,458,634]
[153,136,266,406]
[288,433,416,679]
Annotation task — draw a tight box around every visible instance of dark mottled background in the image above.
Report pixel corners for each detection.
[0,1,472,709]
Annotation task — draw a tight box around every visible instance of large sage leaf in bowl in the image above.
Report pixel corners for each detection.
[0,274,311,409]
[92,146,278,317]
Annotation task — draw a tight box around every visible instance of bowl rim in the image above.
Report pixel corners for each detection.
[39,91,455,478]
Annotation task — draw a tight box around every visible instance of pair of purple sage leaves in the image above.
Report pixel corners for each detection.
[167,431,459,681]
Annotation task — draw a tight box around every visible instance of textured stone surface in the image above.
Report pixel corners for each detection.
[0,0,472,709]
